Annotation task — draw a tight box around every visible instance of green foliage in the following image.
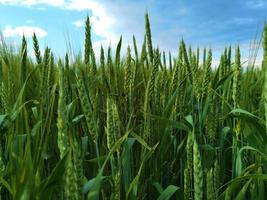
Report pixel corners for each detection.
[0,13,266,200]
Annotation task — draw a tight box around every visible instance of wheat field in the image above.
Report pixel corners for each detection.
[0,14,267,199]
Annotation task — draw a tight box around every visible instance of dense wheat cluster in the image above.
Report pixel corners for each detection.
[0,14,267,199]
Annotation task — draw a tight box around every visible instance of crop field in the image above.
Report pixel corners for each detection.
[0,14,267,199]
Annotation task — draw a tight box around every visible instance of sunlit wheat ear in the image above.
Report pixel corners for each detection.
[170,41,182,94]
[113,171,121,200]
[90,48,97,75]
[106,97,115,151]
[57,64,68,159]
[112,100,121,142]
[20,35,27,85]
[148,49,160,100]
[206,168,215,200]
[47,52,54,89]
[145,13,153,63]
[186,132,194,198]
[102,84,120,198]
[206,94,217,141]
[232,45,241,108]
[143,80,152,143]
[201,49,212,98]
[84,15,92,65]
[65,152,79,200]
[76,67,97,141]
[183,168,190,200]
[74,153,84,199]
[143,48,160,144]
[154,72,161,110]
[107,46,113,82]
[41,47,50,91]
[1,70,9,113]
[100,45,110,92]
[40,47,50,114]
[124,45,132,96]
[181,40,193,85]
[32,32,42,64]
[106,97,121,155]
[193,138,203,200]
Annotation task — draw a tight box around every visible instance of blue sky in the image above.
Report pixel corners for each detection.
[0,0,266,65]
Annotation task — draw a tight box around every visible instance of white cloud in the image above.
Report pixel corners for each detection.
[0,0,186,57]
[0,0,64,6]
[3,25,47,38]
[72,20,83,28]
[0,0,116,38]
[64,1,126,57]
[66,0,117,44]
[0,0,119,49]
